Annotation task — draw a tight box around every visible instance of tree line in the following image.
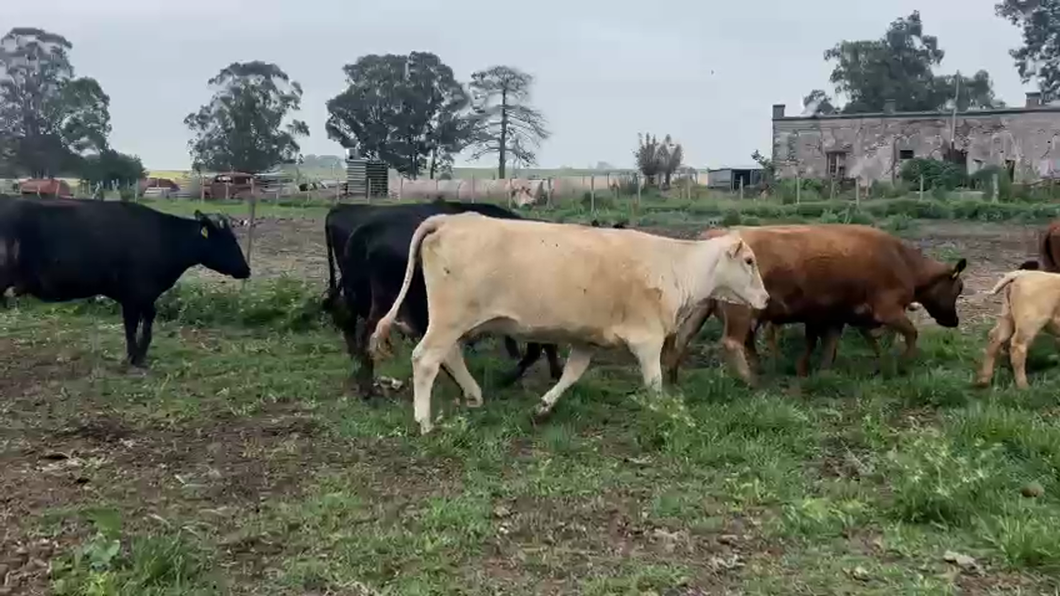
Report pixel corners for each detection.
[800,6,1060,116]
[0,28,549,184]
[3,4,1059,183]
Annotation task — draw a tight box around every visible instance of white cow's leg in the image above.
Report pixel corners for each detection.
[442,345,484,407]
[628,337,665,394]
[534,347,593,419]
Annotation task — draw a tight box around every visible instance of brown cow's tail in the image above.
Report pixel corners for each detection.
[368,214,447,361]
[1041,228,1060,273]
[989,271,1026,296]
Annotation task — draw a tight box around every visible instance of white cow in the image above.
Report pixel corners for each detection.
[368,213,769,434]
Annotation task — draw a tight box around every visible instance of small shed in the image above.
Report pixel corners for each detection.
[706,166,763,192]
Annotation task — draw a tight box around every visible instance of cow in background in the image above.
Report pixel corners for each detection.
[976,269,1060,389]
[664,224,967,386]
[1,199,250,366]
[1018,220,1060,271]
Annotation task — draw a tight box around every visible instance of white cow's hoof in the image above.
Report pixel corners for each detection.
[533,403,553,422]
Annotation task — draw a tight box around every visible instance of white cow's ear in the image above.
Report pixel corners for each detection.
[727,238,745,258]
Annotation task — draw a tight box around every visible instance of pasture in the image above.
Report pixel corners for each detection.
[2,195,1060,595]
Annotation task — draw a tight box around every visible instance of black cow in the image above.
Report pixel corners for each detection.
[0,199,250,366]
[328,200,567,397]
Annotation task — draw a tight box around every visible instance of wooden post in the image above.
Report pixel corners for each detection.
[399,177,404,201]
[796,173,802,204]
[739,178,744,200]
[636,174,642,214]
[919,175,924,200]
[244,194,257,288]
[992,173,999,203]
[546,177,553,208]
[470,175,476,203]
[590,175,596,213]
[855,179,860,206]
[367,178,372,203]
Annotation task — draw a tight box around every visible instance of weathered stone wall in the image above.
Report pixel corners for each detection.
[772,108,1060,183]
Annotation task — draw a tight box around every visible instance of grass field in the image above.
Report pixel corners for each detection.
[3,195,1060,595]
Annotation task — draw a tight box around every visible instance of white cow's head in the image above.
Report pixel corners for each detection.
[710,233,769,310]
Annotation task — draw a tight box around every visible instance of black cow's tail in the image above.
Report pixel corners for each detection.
[323,225,340,313]
[368,213,449,360]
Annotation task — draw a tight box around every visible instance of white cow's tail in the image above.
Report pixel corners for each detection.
[989,270,1026,296]
[368,214,448,360]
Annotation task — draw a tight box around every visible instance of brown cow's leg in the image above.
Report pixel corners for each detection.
[818,324,845,370]
[872,298,919,362]
[976,315,1015,387]
[721,308,757,386]
[796,324,822,377]
[663,301,714,386]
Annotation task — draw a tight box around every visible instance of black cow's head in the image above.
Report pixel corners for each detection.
[194,210,251,279]
[917,257,967,328]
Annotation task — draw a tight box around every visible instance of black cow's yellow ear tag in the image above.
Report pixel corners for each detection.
[201,226,209,239]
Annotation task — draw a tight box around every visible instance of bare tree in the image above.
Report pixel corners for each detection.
[467,66,549,178]
[635,133,683,187]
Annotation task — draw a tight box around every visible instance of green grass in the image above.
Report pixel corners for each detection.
[133,193,1060,236]
[3,280,1060,594]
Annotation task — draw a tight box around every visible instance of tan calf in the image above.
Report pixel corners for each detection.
[976,270,1060,389]
[369,212,769,435]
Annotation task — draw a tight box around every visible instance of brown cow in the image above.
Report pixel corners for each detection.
[663,224,968,386]
[1018,219,1060,272]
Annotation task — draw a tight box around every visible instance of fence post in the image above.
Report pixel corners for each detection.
[470,175,476,203]
[546,177,553,209]
[244,194,257,289]
[992,173,999,203]
[855,179,860,206]
[739,178,745,200]
[590,175,596,213]
[636,174,642,214]
[796,173,802,205]
[367,178,372,204]
[919,175,924,200]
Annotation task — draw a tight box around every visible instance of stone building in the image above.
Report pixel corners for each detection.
[771,92,1060,184]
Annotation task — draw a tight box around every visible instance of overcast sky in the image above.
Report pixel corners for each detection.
[5,0,1033,170]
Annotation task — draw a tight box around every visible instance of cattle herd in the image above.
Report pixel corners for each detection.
[2,195,1059,435]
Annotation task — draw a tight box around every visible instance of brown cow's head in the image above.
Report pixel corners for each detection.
[917,258,967,328]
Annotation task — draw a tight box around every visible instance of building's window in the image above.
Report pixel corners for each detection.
[899,149,914,160]
[826,151,847,179]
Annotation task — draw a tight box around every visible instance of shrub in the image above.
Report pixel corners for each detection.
[900,158,967,190]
